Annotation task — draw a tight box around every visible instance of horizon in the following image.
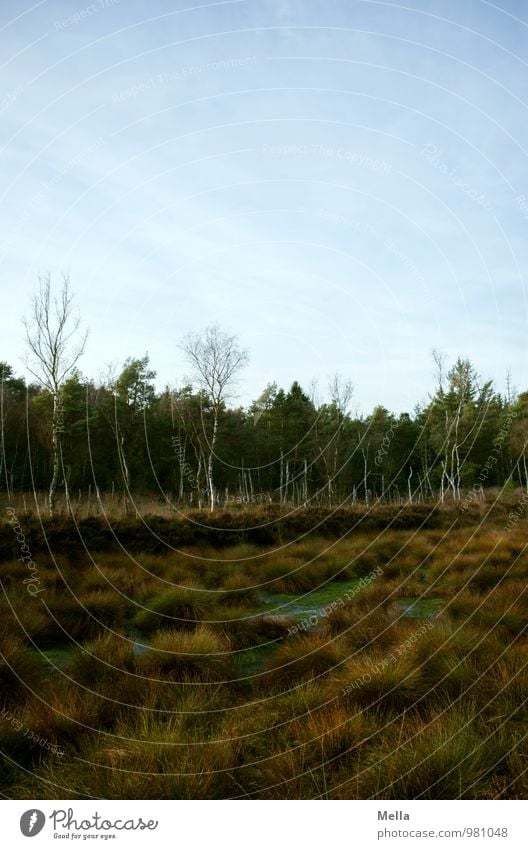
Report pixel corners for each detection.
[3,340,515,419]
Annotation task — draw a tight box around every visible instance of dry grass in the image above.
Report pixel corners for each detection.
[2,511,528,798]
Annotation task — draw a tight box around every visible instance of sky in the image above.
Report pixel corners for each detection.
[1,0,528,414]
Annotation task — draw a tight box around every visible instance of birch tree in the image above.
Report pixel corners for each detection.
[180,324,248,512]
[315,374,353,504]
[23,274,87,516]
[429,353,493,501]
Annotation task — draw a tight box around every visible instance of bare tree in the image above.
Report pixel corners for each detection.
[24,274,87,516]
[432,348,446,394]
[329,373,354,415]
[180,324,248,512]
[325,373,353,504]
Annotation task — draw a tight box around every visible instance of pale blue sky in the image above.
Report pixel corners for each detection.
[1,0,528,412]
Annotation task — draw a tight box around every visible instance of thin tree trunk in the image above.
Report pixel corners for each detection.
[177,435,186,501]
[196,453,204,510]
[49,391,62,517]
[362,444,369,506]
[208,411,218,512]
[119,431,131,514]
[0,373,8,498]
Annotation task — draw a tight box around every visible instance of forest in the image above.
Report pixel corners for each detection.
[0,277,526,516]
[1,327,526,513]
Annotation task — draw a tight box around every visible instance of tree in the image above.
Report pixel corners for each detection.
[314,374,353,505]
[0,363,26,495]
[113,355,156,412]
[170,385,210,507]
[107,355,157,499]
[180,325,249,511]
[23,274,87,515]
[509,392,528,491]
[427,354,494,500]
[366,405,396,501]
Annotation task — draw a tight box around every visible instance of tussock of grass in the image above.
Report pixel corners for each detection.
[263,632,348,685]
[325,604,400,653]
[356,707,512,799]
[212,605,294,647]
[132,584,214,633]
[137,626,234,682]
[291,704,377,764]
[339,651,422,712]
[66,631,136,686]
[0,632,42,704]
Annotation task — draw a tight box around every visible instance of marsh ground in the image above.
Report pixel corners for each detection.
[1,505,527,799]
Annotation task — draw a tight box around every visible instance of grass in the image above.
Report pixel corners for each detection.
[354,704,513,799]
[0,632,42,705]
[132,584,215,633]
[2,509,528,798]
[136,627,234,682]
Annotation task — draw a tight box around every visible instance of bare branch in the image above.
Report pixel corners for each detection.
[328,373,354,415]
[24,273,87,393]
[23,273,87,516]
[179,324,248,511]
[179,324,249,410]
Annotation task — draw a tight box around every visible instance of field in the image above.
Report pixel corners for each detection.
[1,498,528,799]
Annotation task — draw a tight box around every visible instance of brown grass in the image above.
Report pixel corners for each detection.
[2,510,528,799]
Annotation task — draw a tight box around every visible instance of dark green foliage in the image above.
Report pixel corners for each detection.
[0,351,525,508]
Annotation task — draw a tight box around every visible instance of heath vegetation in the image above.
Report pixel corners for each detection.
[1,507,527,799]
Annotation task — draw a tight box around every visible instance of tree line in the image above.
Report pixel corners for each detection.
[1,275,527,515]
